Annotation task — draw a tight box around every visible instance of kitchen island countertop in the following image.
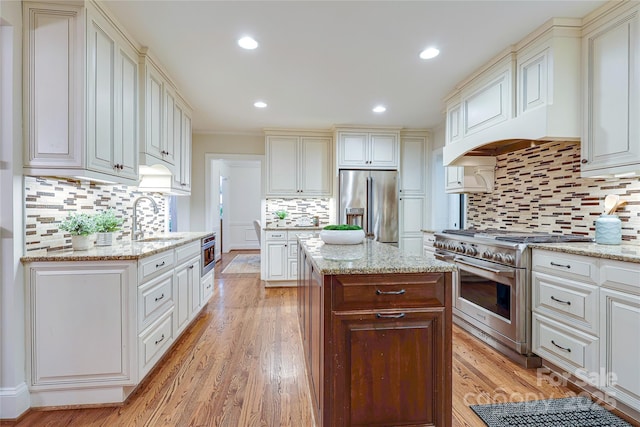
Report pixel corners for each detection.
[21,232,213,263]
[529,241,640,264]
[299,236,456,275]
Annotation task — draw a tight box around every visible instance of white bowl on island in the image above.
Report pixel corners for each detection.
[319,228,365,245]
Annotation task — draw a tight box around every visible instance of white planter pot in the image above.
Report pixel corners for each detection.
[71,234,95,251]
[319,229,365,245]
[278,219,287,227]
[95,232,114,246]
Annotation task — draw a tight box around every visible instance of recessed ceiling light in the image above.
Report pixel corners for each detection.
[238,36,258,50]
[419,47,440,60]
[254,101,267,108]
[372,105,386,113]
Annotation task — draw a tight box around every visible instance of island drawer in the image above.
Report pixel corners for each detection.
[332,273,445,311]
[139,249,175,283]
[139,309,174,377]
[138,270,174,331]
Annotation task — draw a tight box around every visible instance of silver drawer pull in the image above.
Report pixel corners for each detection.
[155,334,165,345]
[551,340,571,352]
[376,289,406,296]
[155,261,166,268]
[550,262,571,269]
[550,296,571,305]
[155,293,165,302]
[376,313,405,319]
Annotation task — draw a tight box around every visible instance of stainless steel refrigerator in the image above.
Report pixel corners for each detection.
[339,169,399,244]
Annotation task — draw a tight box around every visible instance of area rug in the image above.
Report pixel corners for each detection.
[471,396,632,427]
[221,254,261,274]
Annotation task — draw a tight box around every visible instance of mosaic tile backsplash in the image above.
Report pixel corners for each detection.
[25,176,167,253]
[467,141,640,243]
[265,198,332,227]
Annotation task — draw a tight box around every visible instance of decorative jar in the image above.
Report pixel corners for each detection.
[595,215,621,245]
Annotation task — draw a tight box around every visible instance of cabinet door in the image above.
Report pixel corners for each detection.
[445,166,463,190]
[582,6,640,175]
[28,262,136,386]
[24,3,84,169]
[369,133,398,168]
[175,266,190,334]
[145,63,165,161]
[400,197,425,256]
[400,136,426,195]
[299,137,332,196]
[164,87,178,166]
[189,258,201,317]
[180,112,192,192]
[171,101,184,190]
[331,309,449,427]
[116,43,139,180]
[86,12,117,176]
[265,242,287,280]
[337,132,368,167]
[266,136,298,196]
[600,287,640,409]
[446,102,462,145]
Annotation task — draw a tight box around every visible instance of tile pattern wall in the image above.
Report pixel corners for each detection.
[25,176,167,253]
[467,141,640,243]
[265,198,331,227]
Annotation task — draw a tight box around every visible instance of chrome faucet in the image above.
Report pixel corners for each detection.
[132,196,159,241]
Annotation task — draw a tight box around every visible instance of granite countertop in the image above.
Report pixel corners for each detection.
[529,241,640,264]
[21,232,213,263]
[299,236,456,275]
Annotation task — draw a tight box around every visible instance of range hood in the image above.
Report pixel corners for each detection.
[443,18,582,167]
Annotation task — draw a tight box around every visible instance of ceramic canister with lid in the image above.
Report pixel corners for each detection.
[595,215,622,245]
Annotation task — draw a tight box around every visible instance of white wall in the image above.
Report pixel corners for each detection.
[0,1,29,418]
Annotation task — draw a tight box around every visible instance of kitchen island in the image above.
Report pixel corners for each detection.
[297,236,455,427]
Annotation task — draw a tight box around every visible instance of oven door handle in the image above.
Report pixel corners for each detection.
[434,252,456,262]
[454,257,515,278]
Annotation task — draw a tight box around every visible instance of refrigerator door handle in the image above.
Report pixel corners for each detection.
[366,176,374,239]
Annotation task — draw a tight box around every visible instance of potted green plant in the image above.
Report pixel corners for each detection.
[274,210,288,227]
[94,209,123,246]
[59,212,97,250]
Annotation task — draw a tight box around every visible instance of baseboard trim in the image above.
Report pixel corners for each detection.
[0,382,30,420]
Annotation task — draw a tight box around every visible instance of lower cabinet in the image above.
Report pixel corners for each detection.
[297,243,452,426]
[263,229,309,285]
[24,241,214,407]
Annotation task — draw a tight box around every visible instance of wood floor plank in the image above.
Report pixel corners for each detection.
[5,249,637,427]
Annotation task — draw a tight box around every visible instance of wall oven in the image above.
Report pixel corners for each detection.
[202,233,216,276]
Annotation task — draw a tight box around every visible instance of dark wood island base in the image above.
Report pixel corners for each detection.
[297,236,454,427]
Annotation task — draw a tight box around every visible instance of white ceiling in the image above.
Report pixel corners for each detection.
[104,0,605,135]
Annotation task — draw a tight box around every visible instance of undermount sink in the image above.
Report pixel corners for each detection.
[136,236,183,242]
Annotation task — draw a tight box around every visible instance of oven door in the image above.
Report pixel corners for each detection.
[439,252,528,352]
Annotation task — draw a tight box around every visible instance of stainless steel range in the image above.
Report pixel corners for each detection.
[434,229,593,367]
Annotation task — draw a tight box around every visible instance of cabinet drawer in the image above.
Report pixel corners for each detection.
[533,313,598,376]
[175,241,200,265]
[532,272,598,335]
[601,259,640,294]
[201,271,214,305]
[139,250,175,283]
[532,250,597,284]
[138,271,174,330]
[332,274,446,311]
[139,310,174,375]
[266,231,287,240]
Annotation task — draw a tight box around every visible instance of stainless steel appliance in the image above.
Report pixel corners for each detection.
[202,233,216,276]
[339,169,398,244]
[434,229,593,367]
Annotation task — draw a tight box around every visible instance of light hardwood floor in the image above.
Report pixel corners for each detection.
[4,250,637,426]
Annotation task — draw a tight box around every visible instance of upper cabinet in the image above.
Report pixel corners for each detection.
[443,19,582,166]
[337,129,400,169]
[581,2,640,178]
[23,1,139,184]
[265,131,333,197]
[171,102,192,194]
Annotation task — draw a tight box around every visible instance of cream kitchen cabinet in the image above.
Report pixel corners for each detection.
[599,259,640,412]
[23,1,139,184]
[399,132,429,255]
[170,102,193,194]
[263,230,309,285]
[265,132,333,197]
[337,130,399,169]
[581,2,640,178]
[24,241,211,407]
